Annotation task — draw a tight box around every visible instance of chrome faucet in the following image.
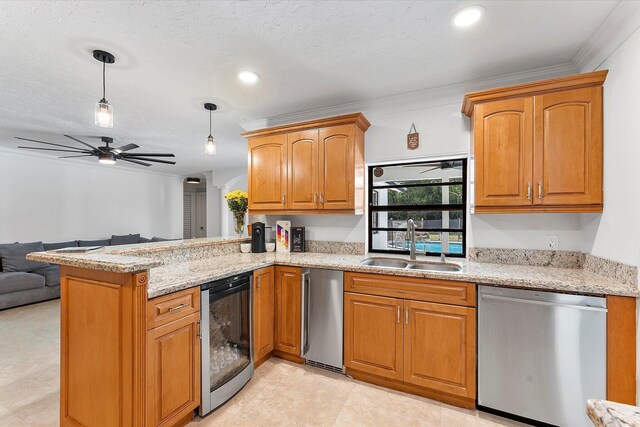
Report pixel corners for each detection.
[439,232,446,263]
[407,219,417,261]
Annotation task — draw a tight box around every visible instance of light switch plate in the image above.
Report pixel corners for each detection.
[547,235,559,250]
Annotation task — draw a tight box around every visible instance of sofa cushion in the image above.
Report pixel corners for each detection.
[110,234,140,246]
[0,242,49,272]
[150,237,173,242]
[0,272,45,294]
[78,239,110,247]
[33,265,60,287]
[139,236,151,243]
[43,241,78,251]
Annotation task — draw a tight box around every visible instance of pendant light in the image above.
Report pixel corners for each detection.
[204,103,217,155]
[93,50,115,128]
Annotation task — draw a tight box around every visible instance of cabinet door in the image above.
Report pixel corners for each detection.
[403,300,475,399]
[253,267,275,364]
[319,124,355,210]
[534,87,603,206]
[288,130,319,210]
[274,266,301,356]
[474,98,533,207]
[147,313,200,427]
[248,135,287,210]
[344,292,403,381]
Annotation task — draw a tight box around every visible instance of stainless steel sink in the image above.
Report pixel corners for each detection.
[359,258,409,268]
[359,258,462,272]
[407,262,462,272]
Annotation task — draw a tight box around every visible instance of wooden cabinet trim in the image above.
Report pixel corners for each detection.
[462,70,608,116]
[147,287,200,330]
[606,296,636,404]
[253,266,275,365]
[242,112,371,138]
[274,266,302,356]
[248,135,288,211]
[345,272,476,307]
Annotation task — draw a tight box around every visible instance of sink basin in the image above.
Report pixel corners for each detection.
[407,263,462,272]
[359,258,409,269]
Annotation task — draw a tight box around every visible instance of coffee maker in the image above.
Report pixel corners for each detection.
[251,222,266,253]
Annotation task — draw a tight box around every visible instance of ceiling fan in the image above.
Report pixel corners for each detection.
[15,135,176,167]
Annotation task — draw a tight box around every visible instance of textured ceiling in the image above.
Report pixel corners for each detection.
[0,0,618,174]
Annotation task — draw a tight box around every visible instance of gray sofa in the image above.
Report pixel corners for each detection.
[0,234,172,310]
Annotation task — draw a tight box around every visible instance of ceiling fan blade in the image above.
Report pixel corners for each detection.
[121,158,152,167]
[63,135,99,151]
[418,167,440,174]
[18,146,93,154]
[15,137,92,152]
[120,152,175,157]
[114,143,139,153]
[58,155,95,159]
[124,156,176,165]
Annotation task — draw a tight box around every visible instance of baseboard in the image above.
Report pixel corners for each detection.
[273,350,305,364]
[254,352,272,369]
[346,369,476,410]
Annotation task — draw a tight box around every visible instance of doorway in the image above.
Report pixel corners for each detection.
[183,175,207,239]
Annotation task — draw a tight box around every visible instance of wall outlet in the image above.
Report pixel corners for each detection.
[547,235,559,250]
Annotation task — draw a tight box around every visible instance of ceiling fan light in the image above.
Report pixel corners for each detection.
[205,135,216,155]
[98,151,116,165]
[186,177,201,184]
[95,100,113,128]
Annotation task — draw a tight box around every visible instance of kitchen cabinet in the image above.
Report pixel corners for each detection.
[344,272,476,409]
[344,292,404,381]
[247,134,288,211]
[243,113,369,215]
[274,266,303,361]
[463,70,607,213]
[146,312,200,427]
[253,266,275,366]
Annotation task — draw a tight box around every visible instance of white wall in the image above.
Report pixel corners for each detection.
[206,167,248,237]
[577,28,640,269]
[0,149,183,243]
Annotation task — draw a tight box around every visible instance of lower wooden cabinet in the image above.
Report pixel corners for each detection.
[344,292,403,380]
[274,266,302,358]
[253,266,275,365]
[344,285,476,406]
[146,312,201,427]
[403,300,476,399]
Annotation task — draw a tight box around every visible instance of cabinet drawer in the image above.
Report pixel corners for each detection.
[147,287,200,330]
[345,272,475,307]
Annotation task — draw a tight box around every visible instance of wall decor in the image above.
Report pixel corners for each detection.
[407,123,419,150]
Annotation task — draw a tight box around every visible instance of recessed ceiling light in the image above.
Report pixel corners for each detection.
[237,70,260,84]
[452,5,484,28]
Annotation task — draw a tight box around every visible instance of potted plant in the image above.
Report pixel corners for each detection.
[225,190,249,236]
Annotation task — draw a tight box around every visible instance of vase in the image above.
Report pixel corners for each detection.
[233,211,246,236]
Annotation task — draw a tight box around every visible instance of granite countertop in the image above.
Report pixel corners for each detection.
[146,251,640,298]
[587,399,640,426]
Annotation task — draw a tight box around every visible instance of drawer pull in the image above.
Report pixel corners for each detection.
[168,303,188,312]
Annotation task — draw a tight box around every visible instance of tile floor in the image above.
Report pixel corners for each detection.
[0,299,525,427]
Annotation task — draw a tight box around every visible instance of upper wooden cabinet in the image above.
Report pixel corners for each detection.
[243,113,370,214]
[463,70,607,213]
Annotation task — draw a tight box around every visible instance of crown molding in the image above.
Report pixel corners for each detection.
[573,1,640,72]
[0,146,182,179]
[240,62,577,131]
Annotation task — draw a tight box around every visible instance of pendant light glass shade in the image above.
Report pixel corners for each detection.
[95,99,113,128]
[205,135,216,155]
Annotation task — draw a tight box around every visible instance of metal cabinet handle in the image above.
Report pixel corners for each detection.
[319,193,324,204]
[405,306,409,324]
[313,193,317,204]
[257,276,261,289]
[527,182,531,200]
[168,303,187,312]
[538,181,543,199]
[282,194,286,205]
[397,305,400,323]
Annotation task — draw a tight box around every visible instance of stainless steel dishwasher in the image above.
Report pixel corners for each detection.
[478,285,607,427]
[300,268,344,372]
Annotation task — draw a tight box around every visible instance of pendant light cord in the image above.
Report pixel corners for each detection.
[102,61,106,100]
[209,109,212,136]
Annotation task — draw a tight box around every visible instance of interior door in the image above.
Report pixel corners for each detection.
[248,135,287,210]
[195,191,207,238]
[183,194,192,239]
[274,266,301,356]
[344,292,403,380]
[287,130,319,210]
[319,124,355,210]
[533,87,603,206]
[253,267,275,365]
[474,97,533,207]
[403,300,476,398]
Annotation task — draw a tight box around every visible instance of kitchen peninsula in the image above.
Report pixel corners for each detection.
[28,237,638,426]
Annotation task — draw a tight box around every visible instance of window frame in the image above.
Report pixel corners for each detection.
[367,158,467,258]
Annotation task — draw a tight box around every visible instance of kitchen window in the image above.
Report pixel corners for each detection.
[368,159,467,257]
